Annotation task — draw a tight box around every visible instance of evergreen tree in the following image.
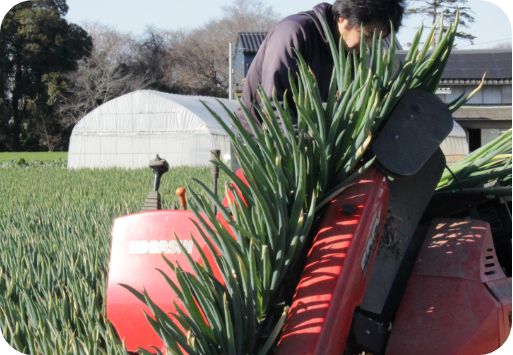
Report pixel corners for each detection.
[0,0,91,150]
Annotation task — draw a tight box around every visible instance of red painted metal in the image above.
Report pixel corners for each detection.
[277,167,389,354]
[106,166,511,354]
[106,169,247,353]
[386,219,512,355]
[106,210,220,353]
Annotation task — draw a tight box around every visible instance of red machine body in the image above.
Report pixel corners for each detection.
[106,169,247,352]
[386,219,512,355]
[106,169,511,354]
[106,210,220,353]
[106,168,389,353]
[277,167,389,354]
[105,86,510,353]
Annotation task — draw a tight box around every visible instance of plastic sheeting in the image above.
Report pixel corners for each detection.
[68,89,470,169]
[440,121,469,164]
[68,90,239,169]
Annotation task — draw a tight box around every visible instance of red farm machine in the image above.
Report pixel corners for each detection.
[105,90,511,354]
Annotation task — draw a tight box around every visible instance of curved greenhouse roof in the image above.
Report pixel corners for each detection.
[68,89,469,169]
[68,90,239,169]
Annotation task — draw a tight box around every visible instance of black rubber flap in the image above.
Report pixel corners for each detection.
[372,89,453,176]
[360,148,446,319]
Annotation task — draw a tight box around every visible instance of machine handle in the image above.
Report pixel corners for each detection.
[150,155,169,192]
[175,187,187,210]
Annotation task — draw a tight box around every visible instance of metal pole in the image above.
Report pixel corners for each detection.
[211,150,221,214]
[228,42,233,100]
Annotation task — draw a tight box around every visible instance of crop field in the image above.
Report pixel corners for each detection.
[0,152,67,162]
[0,158,227,354]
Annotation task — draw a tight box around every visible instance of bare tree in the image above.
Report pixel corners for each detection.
[492,41,512,50]
[128,27,178,92]
[221,0,278,31]
[57,24,152,128]
[170,0,278,96]
[58,0,279,132]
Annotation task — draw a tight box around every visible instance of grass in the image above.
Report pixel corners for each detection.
[0,164,227,354]
[0,152,68,162]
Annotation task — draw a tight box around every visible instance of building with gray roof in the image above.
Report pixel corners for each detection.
[432,49,511,150]
[234,32,511,151]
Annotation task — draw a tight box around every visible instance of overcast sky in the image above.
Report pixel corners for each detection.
[0,1,512,49]
[62,0,512,49]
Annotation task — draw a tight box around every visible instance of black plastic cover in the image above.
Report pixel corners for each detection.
[372,89,453,176]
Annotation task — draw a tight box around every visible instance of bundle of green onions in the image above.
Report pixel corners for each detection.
[437,129,512,193]
[127,12,481,354]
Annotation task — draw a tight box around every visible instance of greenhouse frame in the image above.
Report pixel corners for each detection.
[68,90,238,169]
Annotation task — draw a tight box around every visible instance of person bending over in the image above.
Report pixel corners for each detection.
[240,0,405,121]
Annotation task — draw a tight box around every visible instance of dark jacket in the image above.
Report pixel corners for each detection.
[240,2,340,122]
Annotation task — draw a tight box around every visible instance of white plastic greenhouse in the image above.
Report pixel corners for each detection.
[67,90,239,169]
[68,89,470,170]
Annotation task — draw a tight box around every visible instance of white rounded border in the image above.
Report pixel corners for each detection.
[0,1,511,355]
[485,0,512,353]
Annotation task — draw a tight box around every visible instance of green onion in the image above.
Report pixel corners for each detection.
[437,129,512,192]
[134,11,490,355]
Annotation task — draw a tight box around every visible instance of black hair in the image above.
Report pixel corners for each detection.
[332,0,405,32]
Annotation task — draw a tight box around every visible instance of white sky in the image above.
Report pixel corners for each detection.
[62,0,512,49]
[0,1,511,49]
